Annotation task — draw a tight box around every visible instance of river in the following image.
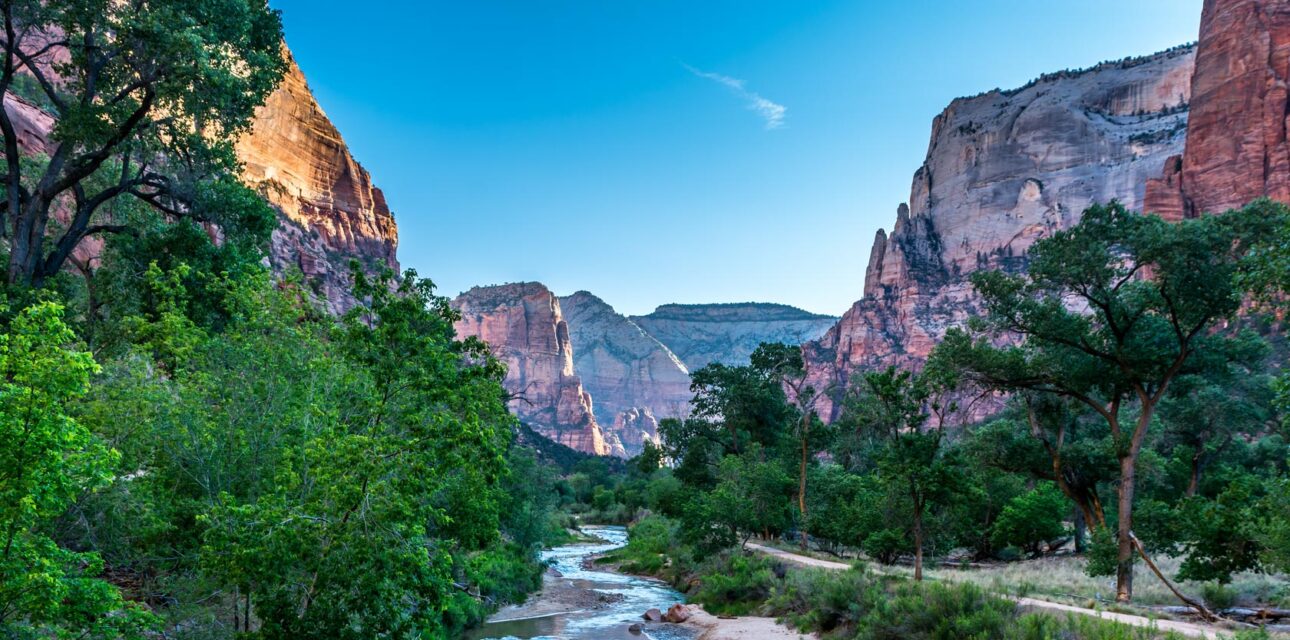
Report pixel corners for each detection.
[466,526,700,640]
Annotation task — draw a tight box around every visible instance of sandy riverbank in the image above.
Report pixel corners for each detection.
[674,604,816,640]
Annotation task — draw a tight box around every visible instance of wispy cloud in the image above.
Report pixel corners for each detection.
[683,64,786,130]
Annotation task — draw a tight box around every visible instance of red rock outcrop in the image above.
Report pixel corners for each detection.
[1145,0,1290,218]
[237,51,400,313]
[805,45,1196,419]
[559,291,691,455]
[2,44,398,312]
[452,283,616,456]
[2,93,53,156]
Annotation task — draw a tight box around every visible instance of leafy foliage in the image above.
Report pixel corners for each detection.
[0,302,155,637]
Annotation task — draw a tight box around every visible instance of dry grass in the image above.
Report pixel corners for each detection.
[884,554,1290,610]
[756,539,1290,610]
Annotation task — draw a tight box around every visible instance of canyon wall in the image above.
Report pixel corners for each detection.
[237,52,400,313]
[1145,0,1290,219]
[452,283,618,456]
[3,45,399,314]
[451,287,841,456]
[559,291,692,455]
[804,45,1197,419]
[632,303,837,372]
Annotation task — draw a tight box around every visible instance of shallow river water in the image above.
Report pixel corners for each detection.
[466,526,700,640]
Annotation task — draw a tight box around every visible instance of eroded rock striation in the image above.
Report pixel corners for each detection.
[1145,0,1290,219]
[560,291,692,455]
[632,303,837,372]
[237,51,400,313]
[451,283,616,456]
[805,45,1197,419]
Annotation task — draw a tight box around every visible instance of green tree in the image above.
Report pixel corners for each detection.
[0,0,285,286]
[934,202,1276,606]
[200,268,516,638]
[706,446,794,546]
[840,367,959,580]
[750,342,832,549]
[0,302,153,637]
[990,484,1068,556]
[966,396,1117,551]
[1259,476,1290,574]
[1158,371,1273,497]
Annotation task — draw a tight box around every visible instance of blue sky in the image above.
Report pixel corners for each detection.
[269,1,1203,316]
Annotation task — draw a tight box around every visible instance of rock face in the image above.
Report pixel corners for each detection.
[1145,0,1290,219]
[559,291,692,455]
[451,283,616,456]
[2,44,399,313]
[632,303,837,372]
[2,93,54,157]
[805,45,1197,419]
[236,51,400,313]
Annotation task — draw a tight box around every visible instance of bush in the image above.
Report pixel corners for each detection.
[863,528,908,565]
[601,515,684,576]
[689,552,780,616]
[765,567,883,633]
[1005,613,1191,640]
[990,484,1068,556]
[855,581,1015,640]
[1201,582,1237,610]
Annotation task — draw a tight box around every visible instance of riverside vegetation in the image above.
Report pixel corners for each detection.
[595,200,1290,637]
[0,2,1289,640]
[0,2,585,638]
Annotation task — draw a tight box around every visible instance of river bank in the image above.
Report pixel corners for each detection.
[468,526,809,640]
[672,605,814,640]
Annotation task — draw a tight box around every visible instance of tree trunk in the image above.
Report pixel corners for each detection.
[1186,451,1202,498]
[798,422,809,550]
[913,503,924,581]
[1115,454,1136,602]
[1073,506,1087,553]
[1129,532,1217,621]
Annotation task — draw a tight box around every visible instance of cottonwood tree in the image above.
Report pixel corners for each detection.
[1159,370,1273,497]
[963,396,1117,552]
[0,0,285,287]
[842,366,958,580]
[934,201,1280,610]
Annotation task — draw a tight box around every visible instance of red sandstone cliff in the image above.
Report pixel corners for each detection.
[1145,0,1290,219]
[559,291,692,456]
[805,45,1197,418]
[237,51,400,313]
[3,45,398,313]
[452,283,617,457]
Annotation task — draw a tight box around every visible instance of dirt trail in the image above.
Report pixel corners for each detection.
[744,542,1228,640]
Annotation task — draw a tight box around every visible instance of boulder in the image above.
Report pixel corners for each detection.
[642,608,663,622]
[665,603,691,623]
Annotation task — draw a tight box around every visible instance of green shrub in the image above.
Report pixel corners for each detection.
[855,581,1015,640]
[1005,613,1188,640]
[863,528,908,565]
[1201,582,1237,610]
[765,567,883,633]
[689,552,780,616]
[991,484,1069,556]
